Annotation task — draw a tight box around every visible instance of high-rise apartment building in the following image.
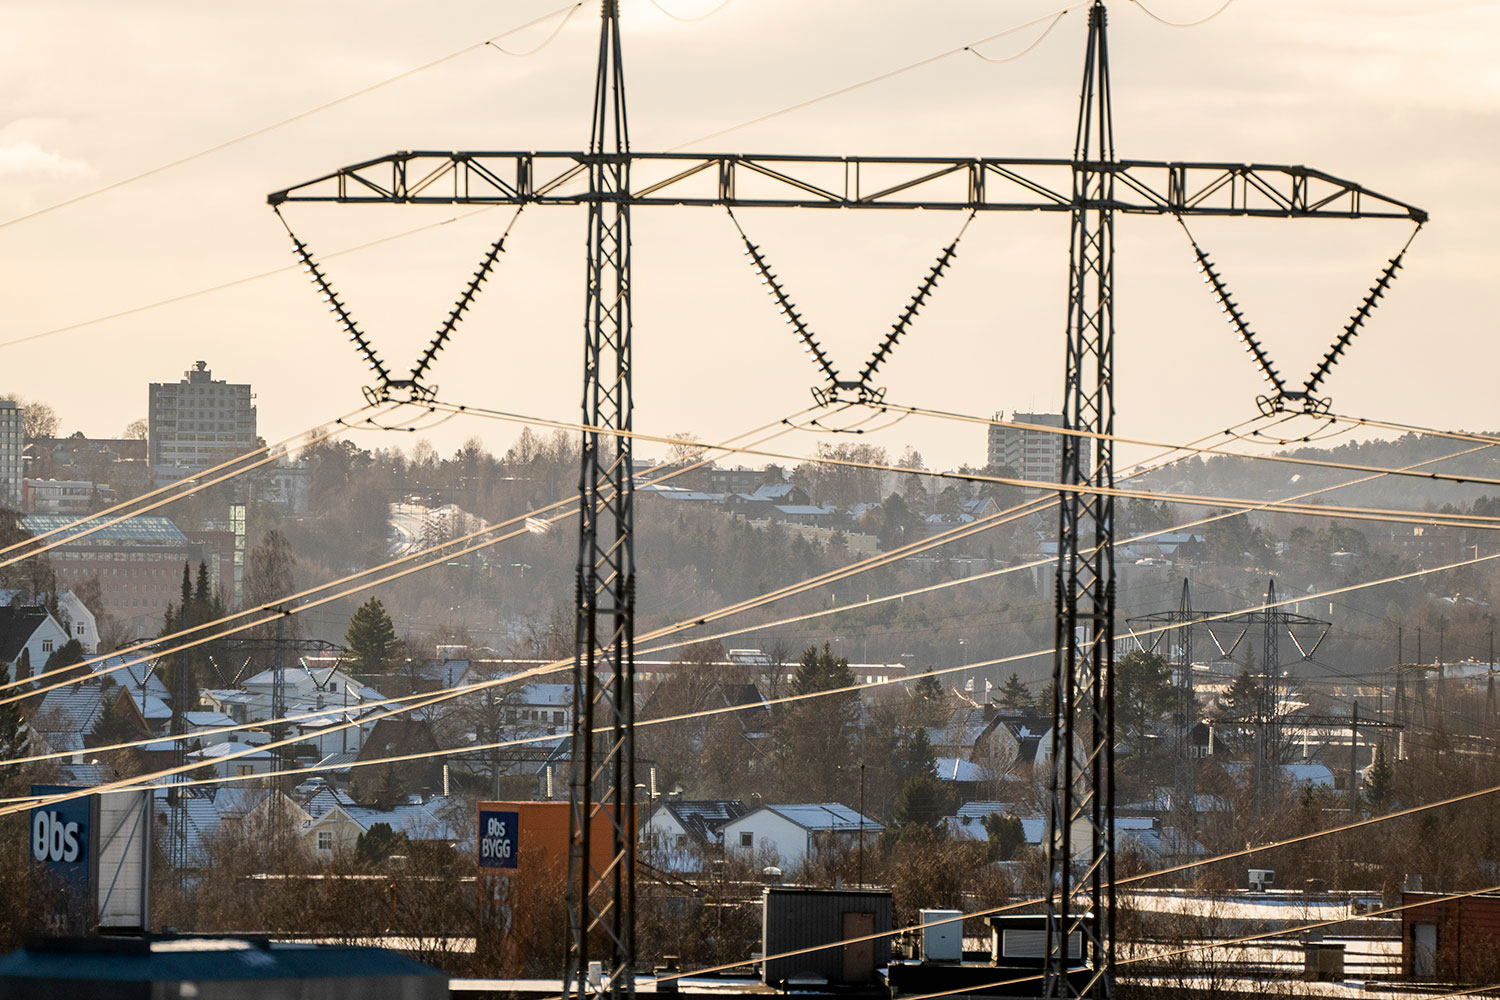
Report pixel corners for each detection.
[148,361,257,477]
[0,401,23,509]
[986,411,1087,485]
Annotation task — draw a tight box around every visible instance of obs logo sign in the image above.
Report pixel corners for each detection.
[32,810,82,864]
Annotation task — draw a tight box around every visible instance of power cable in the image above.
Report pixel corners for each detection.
[431,398,1500,532]
[18,408,1500,803]
[643,0,734,24]
[1129,0,1236,28]
[0,207,504,351]
[6,410,1252,769]
[965,10,1072,63]
[4,411,1266,774]
[0,3,584,232]
[485,3,586,55]
[0,403,395,570]
[664,3,1086,151]
[33,484,1500,819]
[887,402,1500,491]
[0,407,809,701]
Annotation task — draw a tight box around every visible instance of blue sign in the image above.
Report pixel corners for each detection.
[29,786,90,894]
[478,810,518,869]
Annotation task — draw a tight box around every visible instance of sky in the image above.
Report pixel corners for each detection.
[3,0,1498,475]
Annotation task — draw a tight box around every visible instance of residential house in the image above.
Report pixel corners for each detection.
[188,740,276,780]
[926,705,1026,772]
[201,666,383,748]
[726,482,812,518]
[0,605,72,683]
[640,799,749,873]
[354,718,445,801]
[301,796,464,857]
[722,803,883,871]
[28,678,148,761]
[0,589,99,654]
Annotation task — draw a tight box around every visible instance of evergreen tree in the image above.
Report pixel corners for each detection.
[355,821,410,865]
[345,598,401,674]
[89,688,141,747]
[890,773,957,832]
[14,648,30,688]
[998,672,1031,711]
[0,659,29,782]
[1365,740,1394,813]
[44,638,86,686]
[981,813,1026,861]
[1117,649,1175,762]
[772,644,859,801]
[913,669,943,704]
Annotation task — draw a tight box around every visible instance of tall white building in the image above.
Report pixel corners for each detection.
[986,411,1087,485]
[0,401,23,509]
[148,361,257,477]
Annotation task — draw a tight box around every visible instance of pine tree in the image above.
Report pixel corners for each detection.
[44,639,86,686]
[0,658,30,783]
[998,672,1031,711]
[890,773,957,832]
[772,644,859,801]
[1365,740,1394,813]
[345,598,400,674]
[981,813,1026,861]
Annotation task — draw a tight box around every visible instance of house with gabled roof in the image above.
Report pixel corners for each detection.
[0,589,98,654]
[28,678,148,761]
[0,605,70,684]
[641,799,749,872]
[301,796,464,858]
[722,803,883,871]
[354,718,444,801]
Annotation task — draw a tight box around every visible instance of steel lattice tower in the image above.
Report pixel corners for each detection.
[265,3,1427,991]
[566,2,637,998]
[1046,4,1117,996]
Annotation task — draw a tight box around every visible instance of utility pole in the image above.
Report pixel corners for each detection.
[1348,700,1359,817]
[1394,626,1406,729]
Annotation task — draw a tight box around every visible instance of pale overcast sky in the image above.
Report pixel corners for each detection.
[3,0,1497,473]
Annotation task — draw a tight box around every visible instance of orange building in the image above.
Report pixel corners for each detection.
[476,800,636,973]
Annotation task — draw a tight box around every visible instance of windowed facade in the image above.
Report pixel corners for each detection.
[148,361,257,474]
[317,831,333,852]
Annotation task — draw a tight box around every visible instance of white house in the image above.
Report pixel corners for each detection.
[188,740,276,779]
[640,799,749,873]
[0,589,98,653]
[721,803,883,871]
[0,605,71,680]
[301,797,464,857]
[201,666,384,728]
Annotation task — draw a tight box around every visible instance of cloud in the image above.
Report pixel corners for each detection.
[0,140,87,177]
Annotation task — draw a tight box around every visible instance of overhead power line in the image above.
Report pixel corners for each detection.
[0,403,392,570]
[665,3,1086,151]
[0,409,812,702]
[3,414,1262,767]
[0,3,584,232]
[887,402,1500,490]
[0,207,504,351]
[26,468,1500,824]
[431,398,1500,532]
[1129,0,1237,29]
